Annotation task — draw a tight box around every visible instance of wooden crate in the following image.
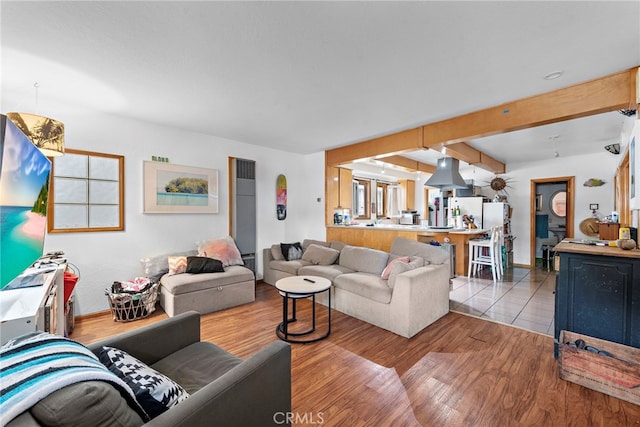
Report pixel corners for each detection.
[559,330,640,406]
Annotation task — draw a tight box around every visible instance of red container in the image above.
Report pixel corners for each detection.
[63,271,79,304]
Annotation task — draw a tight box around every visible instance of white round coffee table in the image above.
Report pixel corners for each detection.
[275,275,331,343]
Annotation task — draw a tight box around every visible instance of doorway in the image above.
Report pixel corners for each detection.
[530,177,575,267]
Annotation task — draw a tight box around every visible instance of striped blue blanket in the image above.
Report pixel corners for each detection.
[0,332,148,425]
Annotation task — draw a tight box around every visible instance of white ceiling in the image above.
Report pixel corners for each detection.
[2,1,639,169]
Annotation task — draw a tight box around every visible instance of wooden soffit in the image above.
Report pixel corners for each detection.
[422,67,638,148]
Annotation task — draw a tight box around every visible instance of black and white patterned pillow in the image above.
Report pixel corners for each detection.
[99,346,189,419]
[280,242,303,261]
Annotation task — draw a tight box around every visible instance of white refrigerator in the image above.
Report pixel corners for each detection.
[448,197,484,228]
[483,202,510,233]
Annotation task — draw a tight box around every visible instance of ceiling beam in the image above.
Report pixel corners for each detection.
[325,127,422,166]
[379,154,436,174]
[422,67,638,148]
[433,142,505,174]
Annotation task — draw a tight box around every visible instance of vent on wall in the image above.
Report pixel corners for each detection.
[231,158,256,275]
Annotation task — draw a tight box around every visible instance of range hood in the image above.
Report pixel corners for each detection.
[424,157,468,189]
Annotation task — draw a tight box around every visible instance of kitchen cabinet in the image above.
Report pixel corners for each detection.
[325,166,352,224]
[554,241,640,356]
[399,179,415,210]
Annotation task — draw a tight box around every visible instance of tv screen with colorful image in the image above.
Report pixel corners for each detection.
[0,114,52,289]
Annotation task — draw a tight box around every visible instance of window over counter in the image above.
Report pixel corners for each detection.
[48,149,124,232]
[352,178,370,219]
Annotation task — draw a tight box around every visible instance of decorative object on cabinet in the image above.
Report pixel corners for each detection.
[143,161,218,214]
[579,218,599,237]
[49,149,124,232]
[598,222,620,240]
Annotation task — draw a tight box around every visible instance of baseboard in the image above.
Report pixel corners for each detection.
[74,309,112,322]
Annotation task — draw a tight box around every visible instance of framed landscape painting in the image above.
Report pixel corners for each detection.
[144,161,218,214]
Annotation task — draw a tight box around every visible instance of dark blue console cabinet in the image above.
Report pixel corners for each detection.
[554,241,640,356]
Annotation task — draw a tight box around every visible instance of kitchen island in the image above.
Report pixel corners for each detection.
[326,224,487,276]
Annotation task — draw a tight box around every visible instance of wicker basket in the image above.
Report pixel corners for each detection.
[105,282,159,322]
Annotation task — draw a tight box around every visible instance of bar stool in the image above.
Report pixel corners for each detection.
[468,226,503,282]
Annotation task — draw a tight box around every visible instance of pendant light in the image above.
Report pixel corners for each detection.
[7,83,65,157]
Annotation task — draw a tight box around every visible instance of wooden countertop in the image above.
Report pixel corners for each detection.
[418,229,488,236]
[327,224,487,235]
[554,240,640,259]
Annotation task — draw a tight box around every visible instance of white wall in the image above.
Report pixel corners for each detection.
[3,102,325,316]
[497,153,618,265]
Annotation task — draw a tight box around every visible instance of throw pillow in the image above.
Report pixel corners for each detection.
[197,236,243,267]
[280,242,303,261]
[381,256,411,280]
[388,261,416,289]
[186,256,224,274]
[99,346,190,419]
[167,256,187,276]
[302,244,340,265]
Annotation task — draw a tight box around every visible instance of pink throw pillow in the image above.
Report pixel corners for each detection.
[381,256,410,280]
[197,236,243,267]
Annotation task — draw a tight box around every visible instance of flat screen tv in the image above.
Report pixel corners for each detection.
[0,114,52,289]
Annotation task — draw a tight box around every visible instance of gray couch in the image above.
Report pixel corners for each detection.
[263,237,451,338]
[141,250,256,317]
[7,312,291,427]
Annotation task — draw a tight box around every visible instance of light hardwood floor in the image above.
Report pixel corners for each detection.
[72,281,640,426]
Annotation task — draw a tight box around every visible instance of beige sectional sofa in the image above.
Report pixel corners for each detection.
[262,237,451,338]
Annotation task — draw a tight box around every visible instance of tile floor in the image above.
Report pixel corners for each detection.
[449,263,556,336]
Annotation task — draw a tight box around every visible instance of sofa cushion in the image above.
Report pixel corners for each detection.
[197,236,244,267]
[298,264,355,282]
[161,266,254,296]
[302,239,330,250]
[333,273,392,304]
[339,245,389,276]
[270,244,285,261]
[99,346,189,419]
[151,342,242,395]
[381,256,410,280]
[186,256,224,274]
[302,244,340,265]
[280,242,303,261]
[268,259,312,276]
[390,237,449,265]
[30,381,145,427]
